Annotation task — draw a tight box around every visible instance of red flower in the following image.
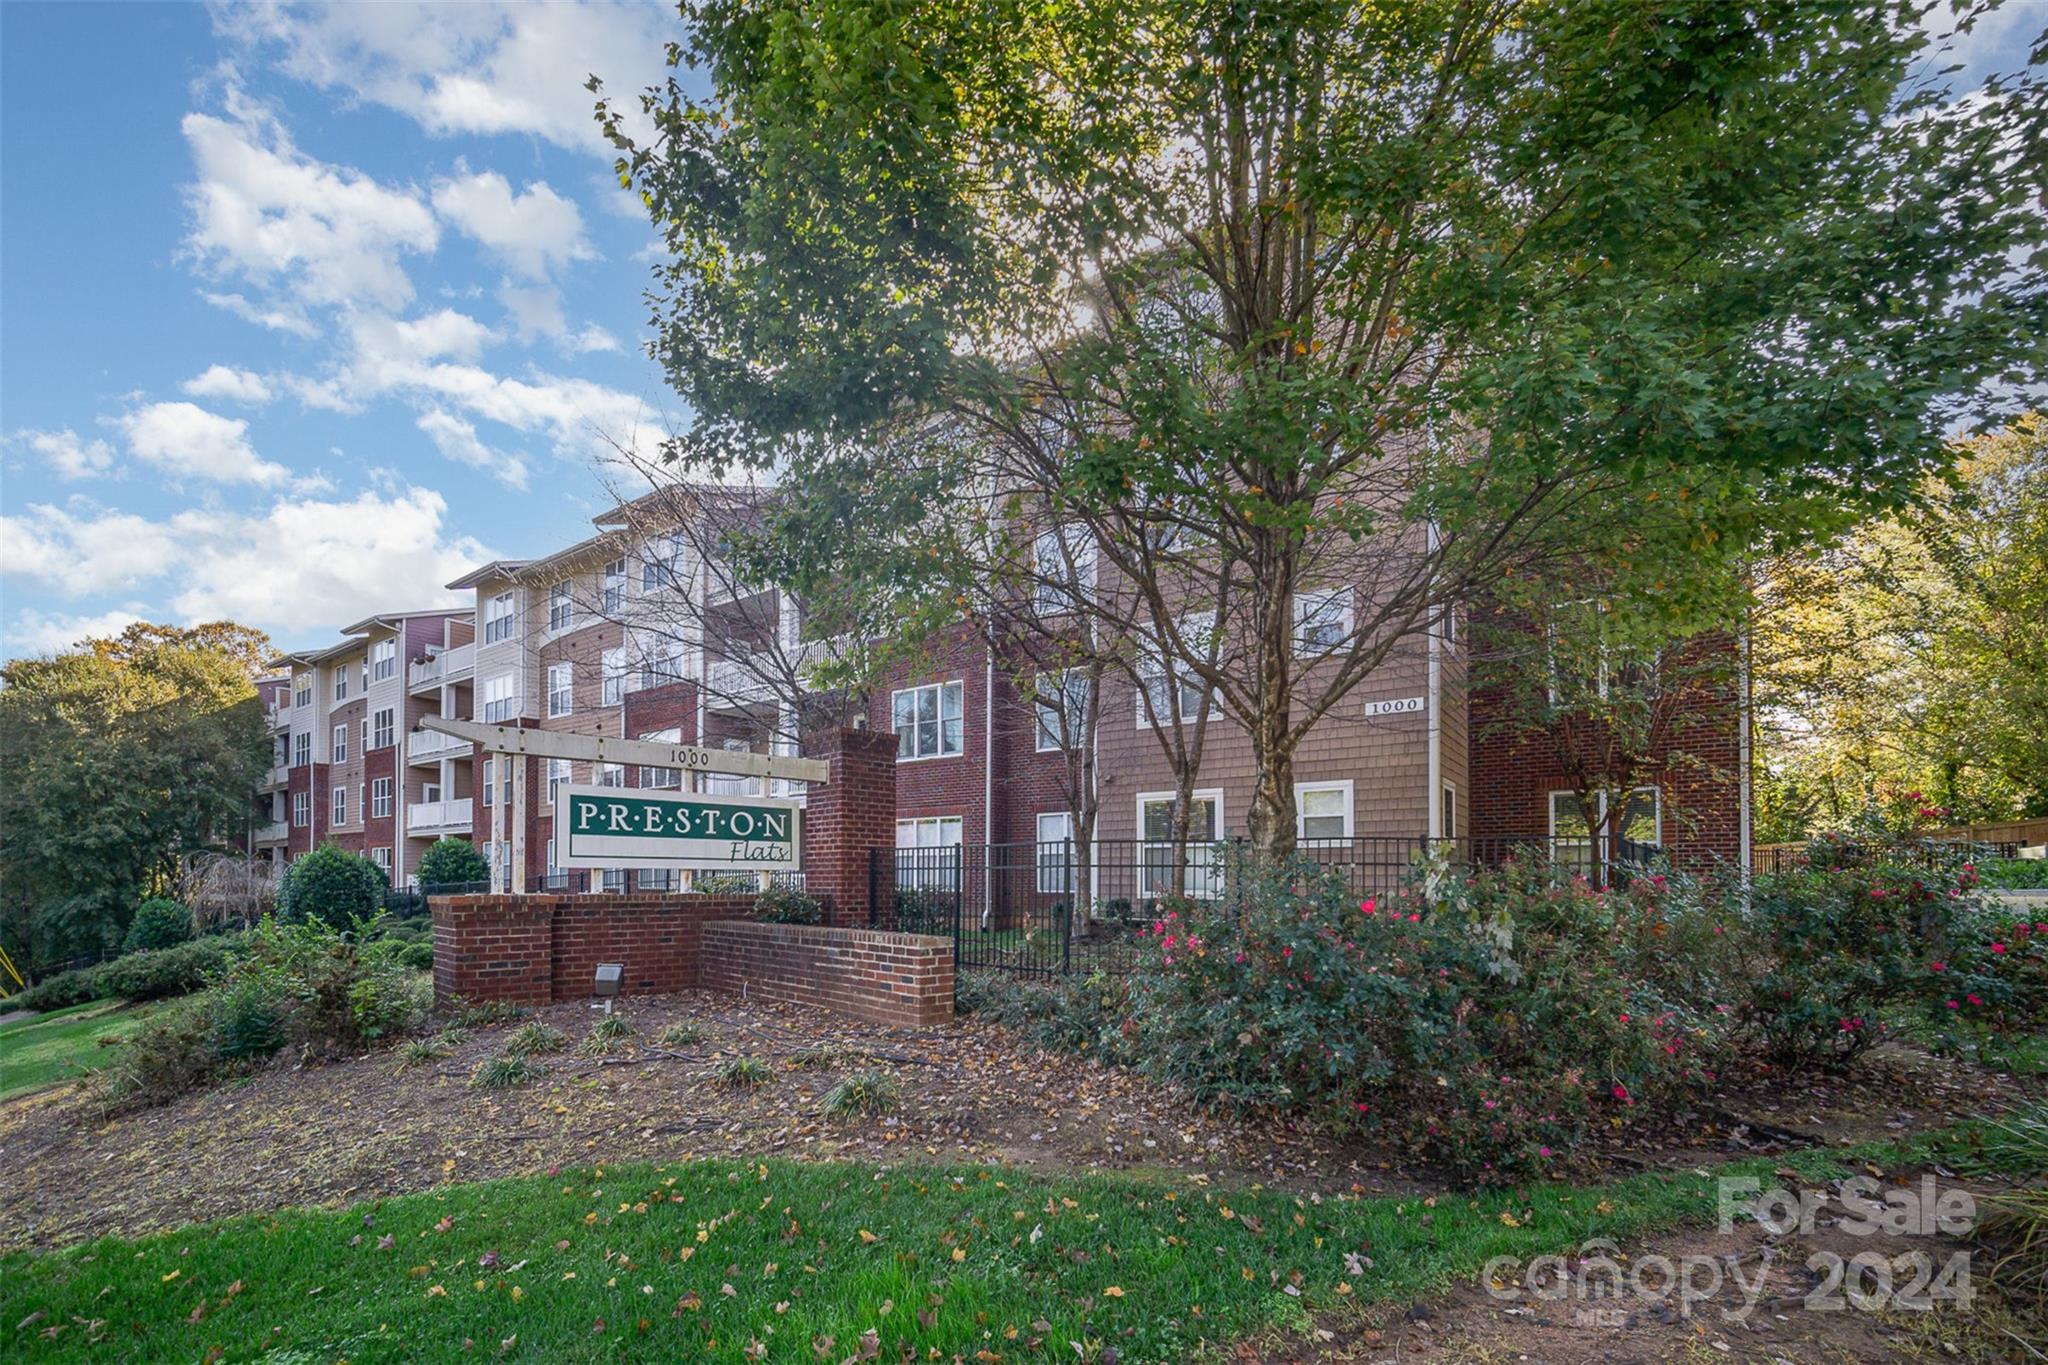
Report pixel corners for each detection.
[1991,942,2007,954]
[1360,897,1376,915]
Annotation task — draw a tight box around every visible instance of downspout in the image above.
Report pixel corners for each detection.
[984,651,995,848]
[1427,623,1443,841]
[1738,619,1754,903]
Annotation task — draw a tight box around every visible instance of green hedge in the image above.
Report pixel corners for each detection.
[8,933,249,1014]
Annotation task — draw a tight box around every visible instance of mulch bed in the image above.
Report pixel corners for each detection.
[0,989,2037,1252]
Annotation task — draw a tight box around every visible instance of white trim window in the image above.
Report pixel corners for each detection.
[601,647,628,707]
[546,758,571,807]
[891,680,964,760]
[1293,587,1353,656]
[895,815,963,889]
[1035,811,1074,894]
[371,707,395,749]
[371,777,393,819]
[1295,781,1354,842]
[545,838,559,877]
[371,638,397,682]
[547,582,574,633]
[1441,782,1458,840]
[293,676,312,709]
[331,786,347,826]
[638,727,682,789]
[596,762,626,788]
[642,534,682,591]
[331,723,349,763]
[481,671,519,724]
[1549,786,1661,873]
[1137,611,1216,728]
[371,847,392,874]
[1032,526,1097,615]
[333,670,348,702]
[483,591,516,644]
[640,640,684,688]
[293,731,311,767]
[291,791,310,828]
[1034,670,1092,753]
[1137,790,1223,899]
[602,868,628,892]
[601,557,626,613]
[481,759,494,807]
[547,662,573,717]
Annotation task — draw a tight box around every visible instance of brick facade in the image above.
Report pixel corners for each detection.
[701,922,953,1027]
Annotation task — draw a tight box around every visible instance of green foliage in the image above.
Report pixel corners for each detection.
[714,1056,773,1087]
[470,1053,543,1090]
[451,998,526,1029]
[656,1021,706,1048]
[277,843,388,930]
[1982,859,2048,891]
[122,898,193,953]
[0,621,272,968]
[505,1021,566,1057]
[95,999,218,1111]
[9,933,250,1014]
[786,1043,839,1070]
[579,1014,634,1056]
[822,1070,899,1118]
[691,873,757,896]
[398,1038,448,1070]
[753,883,823,925]
[958,970,1133,1059]
[415,837,490,889]
[891,888,956,936]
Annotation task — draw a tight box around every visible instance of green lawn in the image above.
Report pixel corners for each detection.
[2,1149,1872,1363]
[0,1000,163,1101]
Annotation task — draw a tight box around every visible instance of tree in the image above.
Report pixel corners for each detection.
[416,837,491,889]
[277,843,388,931]
[0,622,272,969]
[603,0,2045,857]
[123,898,194,954]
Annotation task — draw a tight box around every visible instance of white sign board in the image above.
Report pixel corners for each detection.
[1364,695,1426,718]
[551,785,801,871]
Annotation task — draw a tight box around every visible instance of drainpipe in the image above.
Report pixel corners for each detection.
[984,650,995,848]
[1738,619,1754,901]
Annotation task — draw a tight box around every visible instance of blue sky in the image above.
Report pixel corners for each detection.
[1,2,2039,662]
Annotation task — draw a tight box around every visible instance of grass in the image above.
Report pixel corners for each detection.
[470,1055,545,1091]
[822,1070,898,1118]
[0,999,166,1100]
[505,1022,565,1058]
[713,1056,774,1087]
[655,1022,706,1048]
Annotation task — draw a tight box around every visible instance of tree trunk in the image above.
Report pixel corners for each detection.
[1245,537,1298,862]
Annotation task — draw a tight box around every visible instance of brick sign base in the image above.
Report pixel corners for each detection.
[701,921,954,1027]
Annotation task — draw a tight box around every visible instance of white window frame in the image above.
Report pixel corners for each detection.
[1549,786,1662,874]
[547,662,573,718]
[371,707,395,749]
[1293,587,1354,657]
[480,759,494,807]
[546,758,571,807]
[1035,811,1074,894]
[331,786,347,827]
[1032,526,1097,615]
[371,777,393,819]
[1137,611,1215,728]
[601,558,626,614]
[639,639,683,688]
[1135,789,1224,899]
[891,680,965,761]
[333,671,348,701]
[547,582,574,634]
[1034,670,1091,753]
[291,791,310,828]
[1294,780,1354,842]
[293,677,311,709]
[601,648,628,707]
[371,638,397,682]
[642,534,682,591]
[638,727,682,788]
[483,592,516,644]
[371,846,392,873]
[894,816,963,890]
[293,731,310,767]
[481,671,519,724]
[596,762,625,788]
[1441,782,1458,840]
[331,723,349,764]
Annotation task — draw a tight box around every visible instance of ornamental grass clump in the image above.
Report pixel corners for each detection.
[714,1056,773,1087]
[823,1070,898,1118]
[506,1021,566,1057]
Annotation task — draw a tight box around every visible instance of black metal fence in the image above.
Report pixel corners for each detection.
[1760,838,2022,874]
[866,834,1661,980]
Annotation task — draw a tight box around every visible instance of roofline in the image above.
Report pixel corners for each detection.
[339,608,467,635]
[445,560,533,591]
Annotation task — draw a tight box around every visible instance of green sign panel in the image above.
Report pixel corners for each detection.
[552,786,801,871]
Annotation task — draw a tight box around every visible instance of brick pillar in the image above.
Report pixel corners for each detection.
[802,726,898,927]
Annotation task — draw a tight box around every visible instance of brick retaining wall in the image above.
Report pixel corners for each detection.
[432,893,760,1006]
[700,921,954,1027]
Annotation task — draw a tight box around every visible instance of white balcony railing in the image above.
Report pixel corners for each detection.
[705,656,777,702]
[408,641,475,692]
[407,798,473,833]
[261,763,289,789]
[266,702,288,730]
[253,820,288,843]
[408,727,472,763]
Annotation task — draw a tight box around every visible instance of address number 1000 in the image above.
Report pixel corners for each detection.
[1364,696,1426,717]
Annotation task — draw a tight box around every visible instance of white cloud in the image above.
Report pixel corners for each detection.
[417,409,530,489]
[10,428,116,480]
[182,364,275,404]
[201,290,320,339]
[499,282,567,340]
[116,401,289,485]
[215,1,674,154]
[1,502,187,595]
[182,96,439,315]
[1,488,493,636]
[565,323,622,354]
[4,609,149,659]
[432,169,593,279]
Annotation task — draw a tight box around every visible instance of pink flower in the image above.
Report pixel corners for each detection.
[1360,897,1376,915]
[1967,994,1984,1006]
[1946,999,1960,1010]
[1407,913,1421,922]
[1539,1146,1552,1158]
[1619,1013,1630,1024]
[1991,942,2007,954]
[1930,962,1946,973]
[1281,945,1293,958]
[1355,1102,1370,1113]
[1611,1083,1630,1102]
[1869,889,1887,899]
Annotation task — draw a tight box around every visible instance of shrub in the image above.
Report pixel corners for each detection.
[693,873,757,896]
[398,1038,449,1069]
[96,1000,217,1110]
[416,838,490,889]
[123,898,193,953]
[823,1070,898,1117]
[714,1056,773,1087]
[892,887,956,935]
[754,883,824,925]
[277,843,388,930]
[959,970,1134,1058]
[506,1021,566,1057]
[471,1054,544,1089]
[787,1044,839,1069]
[656,1022,706,1048]
[1981,858,2048,891]
[580,1015,633,1056]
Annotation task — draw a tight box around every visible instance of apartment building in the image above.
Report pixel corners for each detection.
[252,496,1750,889]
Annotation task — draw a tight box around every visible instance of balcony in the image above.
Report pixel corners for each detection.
[704,656,778,704]
[253,820,288,844]
[409,642,475,693]
[260,763,289,790]
[266,702,289,731]
[407,798,473,835]
[408,726,473,765]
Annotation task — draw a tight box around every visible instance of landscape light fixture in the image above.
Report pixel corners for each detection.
[594,962,623,1016]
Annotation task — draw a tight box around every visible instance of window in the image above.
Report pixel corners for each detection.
[1036,812,1074,893]
[642,534,682,590]
[1441,783,1458,839]
[1548,787,1661,873]
[601,868,627,892]
[601,558,626,613]
[547,582,573,633]
[1439,602,1458,647]
[601,648,628,706]
[545,838,559,876]
[894,816,963,889]
[1032,526,1096,614]
[362,717,370,751]
[637,869,678,892]
[891,680,964,760]
[333,670,348,701]
[371,708,395,749]
[371,639,397,681]
[1137,613,1215,727]
[371,778,393,819]
[481,758,494,807]
[332,786,347,826]
[638,727,681,789]
[331,723,349,763]
[293,676,311,709]
[371,847,392,873]
[1034,670,1092,752]
[292,791,310,828]
[1293,588,1353,655]
[1295,782,1353,842]
[481,672,519,723]
[640,640,683,687]
[293,731,311,767]
[547,662,573,717]
[547,758,571,806]
[597,762,625,788]
[1138,792,1222,898]
[483,592,516,644]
